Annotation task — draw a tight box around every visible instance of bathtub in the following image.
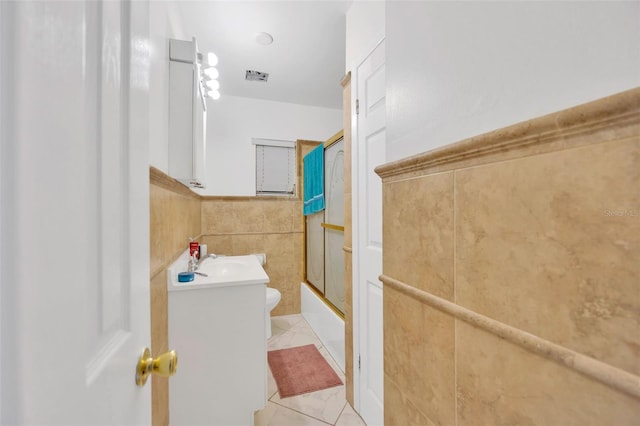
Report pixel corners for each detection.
[300,282,345,372]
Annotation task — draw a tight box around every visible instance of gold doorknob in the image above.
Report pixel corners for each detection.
[135,347,178,387]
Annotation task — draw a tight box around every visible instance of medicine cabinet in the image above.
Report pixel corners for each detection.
[169,38,207,188]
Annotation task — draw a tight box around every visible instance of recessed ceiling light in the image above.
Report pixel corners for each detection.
[255,32,273,46]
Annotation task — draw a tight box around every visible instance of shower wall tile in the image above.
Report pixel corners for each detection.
[150,168,202,426]
[200,234,234,255]
[378,89,640,425]
[201,197,304,316]
[261,200,294,232]
[202,198,301,234]
[383,172,455,301]
[385,374,436,426]
[150,182,201,277]
[266,233,300,315]
[456,137,640,375]
[384,284,456,425]
[456,321,640,425]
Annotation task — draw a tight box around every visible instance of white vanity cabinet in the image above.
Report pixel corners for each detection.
[167,253,268,426]
[169,38,207,188]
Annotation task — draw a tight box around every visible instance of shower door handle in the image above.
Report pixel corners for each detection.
[321,222,344,232]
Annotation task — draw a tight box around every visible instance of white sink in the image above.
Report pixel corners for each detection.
[167,253,269,292]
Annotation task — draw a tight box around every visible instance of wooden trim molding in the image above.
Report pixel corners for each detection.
[150,166,201,199]
[376,87,640,180]
[341,71,351,87]
[324,129,344,148]
[202,231,302,237]
[200,195,300,202]
[151,166,305,202]
[343,246,352,253]
[380,274,640,400]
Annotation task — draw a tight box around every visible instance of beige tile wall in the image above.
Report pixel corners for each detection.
[197,139,320,317]
[378,88,640,425]
[200,197,304,315]
[149,167,202,426]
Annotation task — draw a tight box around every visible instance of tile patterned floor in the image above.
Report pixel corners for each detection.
[255,314,367,426]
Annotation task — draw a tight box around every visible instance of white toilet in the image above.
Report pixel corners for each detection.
[266,287,281,338]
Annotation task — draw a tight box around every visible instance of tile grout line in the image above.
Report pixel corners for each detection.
[269,396,337,426]
[263,314,351,426]
[332,401,348,425]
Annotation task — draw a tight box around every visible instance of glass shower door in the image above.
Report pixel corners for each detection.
[323,138,345,312]
[306,211,324,292]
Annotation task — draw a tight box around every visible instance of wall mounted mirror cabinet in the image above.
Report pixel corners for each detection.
[169,38,207,188]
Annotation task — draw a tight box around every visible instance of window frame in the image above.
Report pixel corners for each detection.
[253,138,297,197]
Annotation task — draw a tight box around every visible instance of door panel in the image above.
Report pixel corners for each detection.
[365,282,384,408]
[354,39,386,426]
[0,1,151,423]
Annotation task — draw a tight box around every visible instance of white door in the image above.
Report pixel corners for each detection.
[353,39,386,426]
[0,1,151,424]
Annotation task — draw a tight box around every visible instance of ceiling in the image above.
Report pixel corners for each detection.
[175,1,351,110]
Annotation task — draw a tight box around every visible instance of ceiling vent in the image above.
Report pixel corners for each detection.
[245,70,269,82]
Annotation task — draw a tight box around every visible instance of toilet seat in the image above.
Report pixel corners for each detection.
[266,287,281,308]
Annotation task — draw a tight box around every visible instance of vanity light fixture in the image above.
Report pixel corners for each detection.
[204,67,219,80]
[205,79,220,91]
[207,52,218,67]
[198,50,221,100]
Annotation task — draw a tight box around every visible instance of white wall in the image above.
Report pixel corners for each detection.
[198,95,342,196]
[346,0,385,72]
[386,1,640,162]
[149,1,186,173]
[148,3,342,194]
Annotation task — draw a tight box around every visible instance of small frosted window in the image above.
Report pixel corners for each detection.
[254,139,296,196]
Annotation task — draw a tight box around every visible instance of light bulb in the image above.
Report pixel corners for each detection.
[204,67,219,80]
[205,79,220,91]
[207,52,218,67]
[207,90,220,100]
